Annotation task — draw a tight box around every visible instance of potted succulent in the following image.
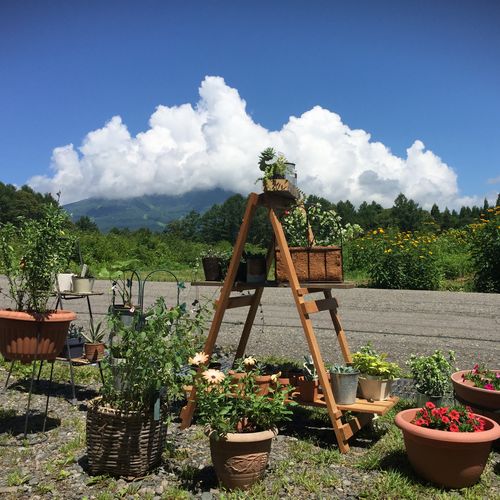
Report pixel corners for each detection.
[407,350,455,407]
[82,320,106,362]
[352,344,400,401]
[71,264,95,293]
[0,203,77,363]
[87,296,208,477]
[395,402,500,488]
[329,364,360,405]
[257,147,297,194]
[191,355,293,490]
[451,365,500,424]
[298,355,320,402]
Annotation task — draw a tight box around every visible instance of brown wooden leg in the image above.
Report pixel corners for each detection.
[269,208,349,452]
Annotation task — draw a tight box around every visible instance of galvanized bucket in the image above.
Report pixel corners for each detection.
[330,371,359,405]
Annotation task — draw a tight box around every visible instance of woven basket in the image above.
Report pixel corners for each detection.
[275,246,343,282]
[86,397,168,478]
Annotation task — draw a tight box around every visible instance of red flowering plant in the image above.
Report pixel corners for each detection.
[412,401,486,433]
[462,364,500,391]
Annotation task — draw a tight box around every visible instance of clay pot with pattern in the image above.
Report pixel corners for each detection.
[209,428,277,490]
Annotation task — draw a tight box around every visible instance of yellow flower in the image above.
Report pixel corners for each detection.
[378,228,385,233]
[189,351,209,366]
[270,372,282,383]
[243,356,256,367]
[428,251,433,255]
[202,369,225,384]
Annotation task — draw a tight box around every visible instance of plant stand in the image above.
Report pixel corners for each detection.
[180,192,398,453]
[3,328,56,438]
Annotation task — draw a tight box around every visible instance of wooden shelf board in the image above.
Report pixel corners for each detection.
[290,393,399,415]
[191,280,355,290]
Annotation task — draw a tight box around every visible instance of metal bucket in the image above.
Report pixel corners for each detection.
[330,371,359,404]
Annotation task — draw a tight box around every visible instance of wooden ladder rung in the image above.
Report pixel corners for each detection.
[301,297,337,314]
[218,295,255,309]
[297,287,332,296]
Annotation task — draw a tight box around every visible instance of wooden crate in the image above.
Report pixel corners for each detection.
[275,246,343,282]
[263,178,300,199]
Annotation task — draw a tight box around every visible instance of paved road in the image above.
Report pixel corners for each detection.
[1,277,498,369]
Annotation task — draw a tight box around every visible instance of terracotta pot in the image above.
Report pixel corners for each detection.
[0,309,76,363]
[209,429,277,490]
[395,408,500,488]
[451,370,500,412]
[297,377,319,402]
[84,342,105,362]
[254,375,272,396]
[229,370,247,391]
[358,375,395,401]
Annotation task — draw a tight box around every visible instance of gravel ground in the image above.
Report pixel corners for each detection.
[0,278,499,498]
[2,277,495,369]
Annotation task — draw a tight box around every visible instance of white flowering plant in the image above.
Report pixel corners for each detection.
[282,199,363,247]
[191,354,294,438]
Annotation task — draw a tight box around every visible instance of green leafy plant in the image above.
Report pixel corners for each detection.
[81,320,106,344]
[0,202,76,312]
[257,147,294,182]
[407,350,455,396]
[352,344,400,379]
[97,259,140,307]
[282,199,363,247]
[193,362,294,438]
[468,205,500,292]
[366,230,441,290]
[100,297,209,411]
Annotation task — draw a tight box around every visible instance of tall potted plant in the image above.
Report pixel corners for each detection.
[407,350,455,407]
[192,355,293,490]
[81,320,106,362]
[352,344,400,401]
[0,203,77,362]
[86,296,208,477]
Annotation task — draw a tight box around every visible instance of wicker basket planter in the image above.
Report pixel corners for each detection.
[86,397,168,478]
[275,246,343,282]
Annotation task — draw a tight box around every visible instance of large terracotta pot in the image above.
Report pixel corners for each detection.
[209,429,277,490]
[395,408,500,488]
[451,370,500,413]
[0,309,76,363]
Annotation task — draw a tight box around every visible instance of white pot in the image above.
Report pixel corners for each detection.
[57,273,75,292]
[358,375,396,401]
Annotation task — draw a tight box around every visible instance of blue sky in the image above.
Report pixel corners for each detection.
[1,0,499,208]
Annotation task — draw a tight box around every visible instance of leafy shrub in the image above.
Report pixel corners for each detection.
[468,206,500,292]
[407,350,455,396]
[366,230,441,290]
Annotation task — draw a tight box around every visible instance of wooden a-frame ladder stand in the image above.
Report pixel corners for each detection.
[180,191,397,453]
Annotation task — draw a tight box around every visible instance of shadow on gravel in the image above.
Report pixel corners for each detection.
[4,379,98,402]
[176,463,218,492]
[0,411,61,436]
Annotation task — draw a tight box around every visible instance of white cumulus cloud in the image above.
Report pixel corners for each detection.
[29,76,475,208]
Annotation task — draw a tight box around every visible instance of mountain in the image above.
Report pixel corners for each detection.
[64,188,235,232]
